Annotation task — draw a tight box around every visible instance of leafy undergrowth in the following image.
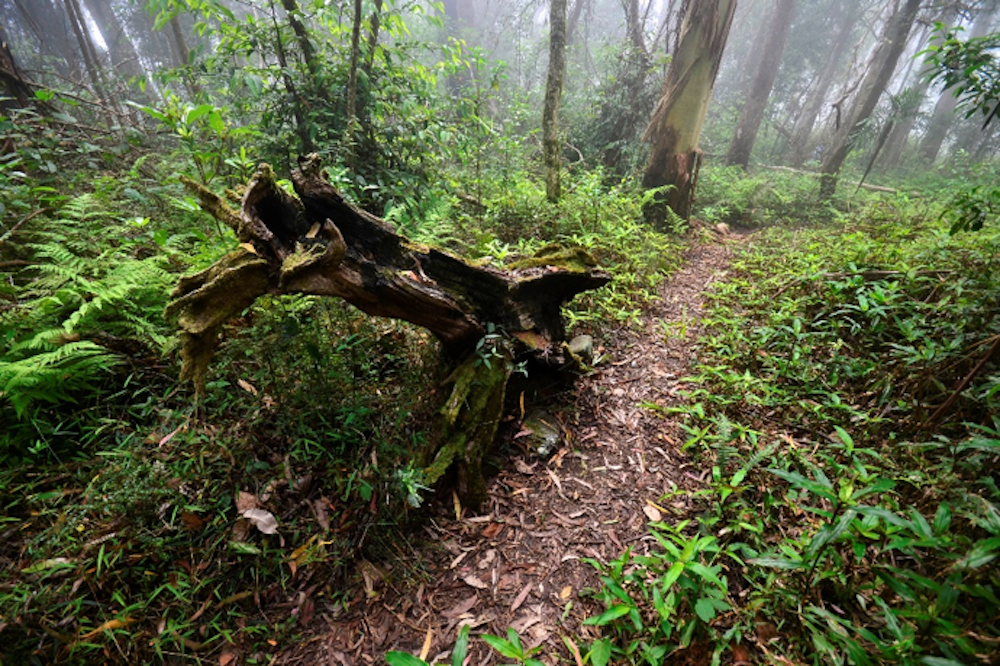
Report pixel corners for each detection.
[0,159,683,664]
[583,192,1000,664]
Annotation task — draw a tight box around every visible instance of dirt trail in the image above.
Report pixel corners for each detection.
[281,236,736,665]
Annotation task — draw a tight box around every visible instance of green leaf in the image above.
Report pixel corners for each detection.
[185,104,213,124]
[934,502,952,535]
[854,505,912,528]
[957,537,1000,570]
[833,425,854,451]
[584,604,632,626]
[748,556,804,570]
[588,638,612,666]
[386,653,428,666]
[767,468,837,501]
[207,110,225,134]
[920,658,967,666]
[694,597,717,622]
[481,635,522,659]
[451,624,469,666]
[659,560,686,590]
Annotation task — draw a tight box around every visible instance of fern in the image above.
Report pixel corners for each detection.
[1,194,176,423]
[0,340,118,417]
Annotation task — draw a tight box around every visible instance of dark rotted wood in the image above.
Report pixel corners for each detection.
[167,155,610,388]
[167,155,610,508]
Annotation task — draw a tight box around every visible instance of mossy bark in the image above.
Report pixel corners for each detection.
[422,342,512,508]
[165,155,609,507]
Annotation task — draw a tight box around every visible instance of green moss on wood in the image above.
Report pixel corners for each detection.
[422,338,512,508]
[507,244,598,272]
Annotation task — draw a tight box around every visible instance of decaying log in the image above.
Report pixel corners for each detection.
[166,154,610,506]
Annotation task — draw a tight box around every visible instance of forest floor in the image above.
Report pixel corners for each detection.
[279,233,737,666]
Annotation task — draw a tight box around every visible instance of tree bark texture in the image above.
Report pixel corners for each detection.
[642,0,737,223]
[725,0,796,168]
[0,23,33,110]
[819,0,922,199]
[784,0,859,167]
[63,0,111,106]
[169,15,203,99]
[345,0,363,165]
[543,0,568,203]
[166,156,609,505]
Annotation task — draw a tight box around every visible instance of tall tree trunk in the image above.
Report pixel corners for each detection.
[364,0,384,76]
[543,0,568,203]
[345,0,363,167]
[269,0,313,154]
[16,0,80,82]
[784,0,859,167]
[919,1,997,163]
[567,0,589,44]
[819,0,922,199]
[641,0,738,223]
[81,0,151,97]
[878,8,956,169]
[0,22,33,110]
[623,0,648,58]
[63,0,111,105]
[279,0,320,82]
[169,15,203,99]
[725,0,796,168]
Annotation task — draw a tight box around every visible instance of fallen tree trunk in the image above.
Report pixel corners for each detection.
[760,165,905,195]
[166,154,610,506]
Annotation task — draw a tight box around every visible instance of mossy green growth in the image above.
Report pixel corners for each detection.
[422,339,512,508]
[507,244,598,272]
[165,249,272,393]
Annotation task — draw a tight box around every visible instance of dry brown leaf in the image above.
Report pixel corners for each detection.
[219,649,237,666]
[563,636,584,666]
[236,491,258,513]
[313,498,330,531]
[514,459,535,475]
[290,534,317,563]
[419,627,433,661]
[510,582,533,612]
[237,378,258,396]
[242,508,278,534]
[158,424,184,447]
[80,617,135,640]
[462,575,488,589]
[181,511,206,532]
[559,586,572,600]
[231,518,250,542]
[444,594,479,618]
[546,469,563,493]
[642,503,662,522]
[482,522,503,539]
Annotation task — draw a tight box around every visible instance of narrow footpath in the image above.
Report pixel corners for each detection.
[281,235,737,666]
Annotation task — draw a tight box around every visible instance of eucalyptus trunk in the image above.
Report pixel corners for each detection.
[726,0,796,168]
[819,0,922,199]
[63,0,111,106]
[784,0,858,167]
[641,0,738,223]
